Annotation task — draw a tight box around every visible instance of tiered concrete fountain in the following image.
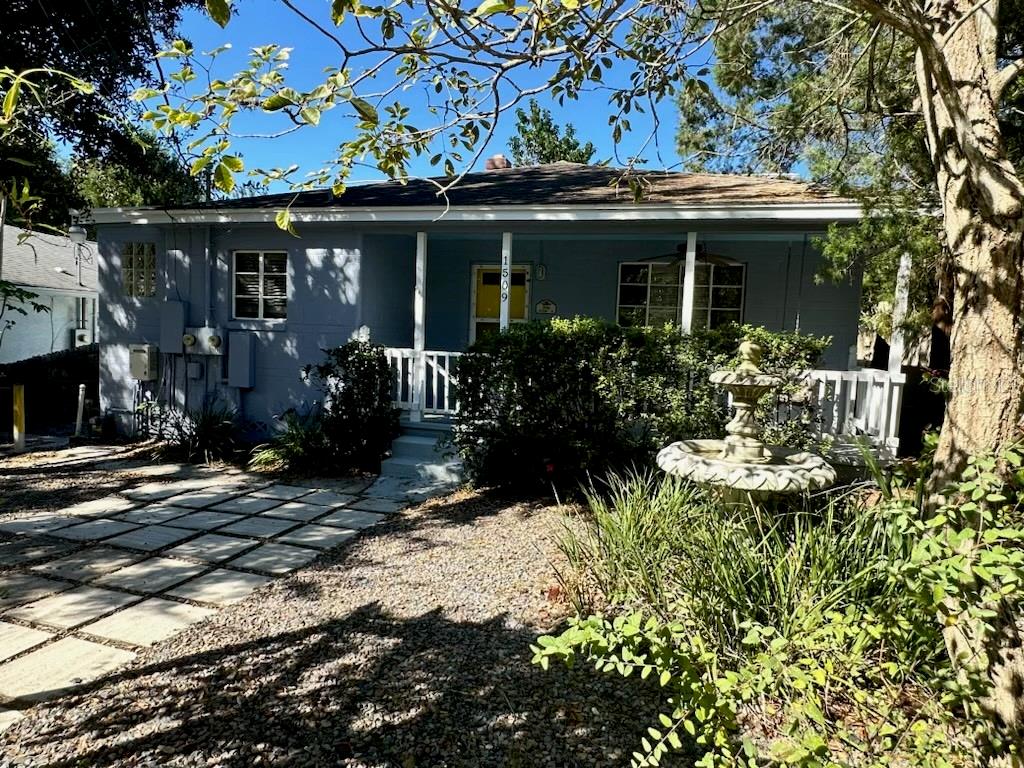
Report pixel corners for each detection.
[657,340,835,501]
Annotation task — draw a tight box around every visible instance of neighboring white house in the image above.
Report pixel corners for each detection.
[0,224,98,364]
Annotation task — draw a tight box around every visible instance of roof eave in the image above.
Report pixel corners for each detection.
[89,201,862,226]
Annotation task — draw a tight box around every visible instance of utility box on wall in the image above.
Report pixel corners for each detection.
[160,301,186,354]
[228,332,254,388]
[128,344,159,381]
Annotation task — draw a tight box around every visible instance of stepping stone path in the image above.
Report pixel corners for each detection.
[0,469,450,729]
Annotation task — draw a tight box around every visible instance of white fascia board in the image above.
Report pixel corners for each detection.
[90,202,863,226]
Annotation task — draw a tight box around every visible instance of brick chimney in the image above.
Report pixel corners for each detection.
[484,153,512,170]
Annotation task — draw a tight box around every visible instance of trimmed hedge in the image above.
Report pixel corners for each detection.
[451,318,829,491]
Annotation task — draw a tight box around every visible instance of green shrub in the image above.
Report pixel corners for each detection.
[150,396,242,464]
[249,406,331,474]
[296,340,399,472]
[451,318,829,491]
[535,453,1024,767]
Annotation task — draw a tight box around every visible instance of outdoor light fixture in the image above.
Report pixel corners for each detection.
[68,225,87,244]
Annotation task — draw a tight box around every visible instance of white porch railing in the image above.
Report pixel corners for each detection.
[385,348,463,417]
[384,347,906,454]
[799,368,906,456]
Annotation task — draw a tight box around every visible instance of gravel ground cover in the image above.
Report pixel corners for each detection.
[1,468,681,767]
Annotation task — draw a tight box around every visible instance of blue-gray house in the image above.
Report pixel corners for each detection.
[91,163,903,449]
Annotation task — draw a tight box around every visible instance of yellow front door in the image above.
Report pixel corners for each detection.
[472,266,529,341]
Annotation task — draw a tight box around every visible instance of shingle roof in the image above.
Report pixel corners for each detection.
[184,163,847,211]
[1,225,98,294]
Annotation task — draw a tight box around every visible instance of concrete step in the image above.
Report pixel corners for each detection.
[391,434,446,462]
[379,455,463,484]
[399,421,453,440]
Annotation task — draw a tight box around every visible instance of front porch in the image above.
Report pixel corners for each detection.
[383,347,907,457]
[372,228,907,456]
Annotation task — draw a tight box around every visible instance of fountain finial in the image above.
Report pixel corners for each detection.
[736,339,762,373]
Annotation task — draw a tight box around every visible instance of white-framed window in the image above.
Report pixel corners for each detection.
[233,250,288,320]
[122,242,157,297]
[616,260,745,329]
[616,262,684,327]
[692,262,746,330]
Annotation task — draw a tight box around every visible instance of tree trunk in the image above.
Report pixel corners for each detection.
[916,2,1024,490]
[912,0,1024,751]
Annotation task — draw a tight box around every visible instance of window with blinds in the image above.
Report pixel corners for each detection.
[122,242,157,297]
[233,251,288,320]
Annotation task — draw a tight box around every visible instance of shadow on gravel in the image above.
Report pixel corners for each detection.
[4,602,694,768]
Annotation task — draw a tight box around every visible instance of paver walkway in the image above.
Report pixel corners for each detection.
[0,471,444,730]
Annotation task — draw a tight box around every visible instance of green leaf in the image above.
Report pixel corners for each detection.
[263,93,296,112]
[350,97,378,124]
[205,0,231,27]
[331,0,348,24]
[300,107,321,126]
[190,156,212,176]
[213,160,235,193]
[474,0,511,16]
[2,88,19,123]
[221,155,244,172]
[275,208,299,237]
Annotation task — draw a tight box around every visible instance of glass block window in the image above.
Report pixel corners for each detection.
[617,262,683,327]
[122,242,157,297]
[692,262,746,329]
[233,251,288,320]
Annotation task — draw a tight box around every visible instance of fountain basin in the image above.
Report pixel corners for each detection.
[657,439,836,495]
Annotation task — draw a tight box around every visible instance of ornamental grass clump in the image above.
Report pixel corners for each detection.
[536,453,1024,767]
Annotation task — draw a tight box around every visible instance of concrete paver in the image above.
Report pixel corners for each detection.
[0,637,135,701]
[228,543,320,575]
[0,708,22,733]
[83,598,215,647]
[217,516,297,539]
[210,495,285,515]
[31,547,138,582]
[161,487,248,509]
[0,514,81,536]
[347,497,409,514]
[163,534,257,563]
[95,557,207,593]
[6,586,140,629]
[104,525,195,552]
[261,501,332,522]
[50,519,139,542]
[165,569,273,606]
[118,504,191,526]
[0,538,76,568]
[298,490,358,508]
[166,510,242,531]
[0,622,52,662]
[276,524,357,550]
[250,484,315,501]
[316,509,387,530]
[60,495,137,518]
[0,574,72,610]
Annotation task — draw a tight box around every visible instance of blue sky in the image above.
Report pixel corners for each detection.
[172,1,687,188]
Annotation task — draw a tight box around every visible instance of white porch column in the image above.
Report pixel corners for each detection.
[888,250,912,376]
[412,231,428,422]
[499,231,512,331]
[680,231,698,334]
